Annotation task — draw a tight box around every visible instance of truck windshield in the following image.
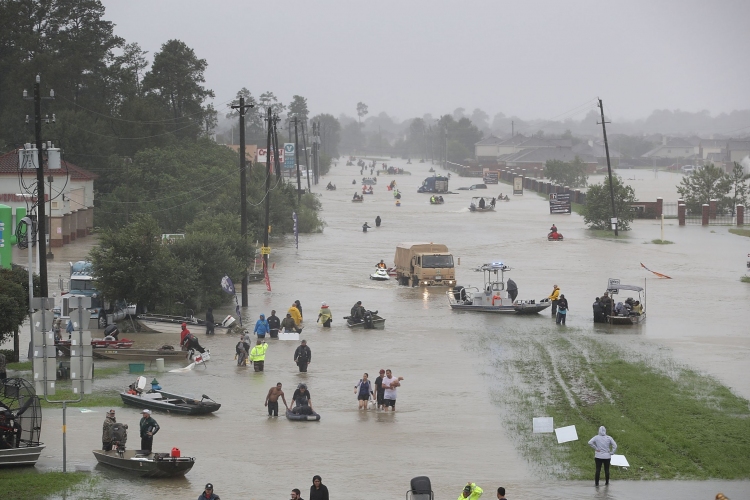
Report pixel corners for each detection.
[70,279,96,291]
[422,255,454,268]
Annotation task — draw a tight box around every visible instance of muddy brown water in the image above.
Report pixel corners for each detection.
[5,161,750,499]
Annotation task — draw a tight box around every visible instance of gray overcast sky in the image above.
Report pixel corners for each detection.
[103,0,750,122]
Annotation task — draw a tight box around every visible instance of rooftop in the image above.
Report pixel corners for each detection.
[0,149,98,181]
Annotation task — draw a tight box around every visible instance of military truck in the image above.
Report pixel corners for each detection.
[417,176,449,194]
[393,243,456,287]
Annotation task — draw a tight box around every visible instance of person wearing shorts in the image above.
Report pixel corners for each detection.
[382,369,403,412]
[354,373,374,410]
[374,369,386,409]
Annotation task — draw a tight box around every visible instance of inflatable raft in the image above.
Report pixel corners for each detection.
[286,409,321,421]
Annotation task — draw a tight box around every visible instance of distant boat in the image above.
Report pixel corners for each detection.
[92,449,195,477]
[93,348,189,362]
[136,313,235,334]
[120,389,220,415]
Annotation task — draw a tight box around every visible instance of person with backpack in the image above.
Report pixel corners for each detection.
[354,373,374,410]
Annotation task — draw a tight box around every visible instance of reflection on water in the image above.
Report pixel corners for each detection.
[7,159,750,499]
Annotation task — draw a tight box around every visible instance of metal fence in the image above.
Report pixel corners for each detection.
[663,201,678,219]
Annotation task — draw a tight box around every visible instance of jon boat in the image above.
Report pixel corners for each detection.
[345,313,386,329]
[120,382,220,415]
[352,197,364,203]
[447,262,551,314]
[604,280,646,325]
[93,348,189,361]
[136,313,235,334]
[468,197,495,212]
[0,378,45,467]
[92,449,195,477]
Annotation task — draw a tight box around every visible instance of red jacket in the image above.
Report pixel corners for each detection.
[180,327,191,343]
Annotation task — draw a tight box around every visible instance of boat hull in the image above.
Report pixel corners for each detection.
[120,391,221,415]
[94,349,189,361]
[346,315,386,329]
[0,445,45,467]
[449,303,550,314]
[93,450,195,477]
[136,316,232,334]
[607,313,646,325]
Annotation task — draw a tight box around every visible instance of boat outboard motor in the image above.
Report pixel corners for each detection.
[363,310,375,329]
[407,476,433,500]
[111,422,128,456]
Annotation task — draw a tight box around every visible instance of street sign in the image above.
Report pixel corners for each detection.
[284,143,295,169]
[549,193,571,214]
[260,246,271,255]
[257,148,284,164]
[513,176,524,195]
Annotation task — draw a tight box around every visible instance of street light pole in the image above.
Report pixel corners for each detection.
[598,98,618,236]
[47,175,53,259]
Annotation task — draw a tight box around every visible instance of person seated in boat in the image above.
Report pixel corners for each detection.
[614,301,630,316]
[376,260,387,269]
[632,300,643,315]
[350,301,365,323]
[503,194,509,201]
[478,197,486,209]
[326,182,334,189]
[550,224,557,234]
[353,192,361,201]
[291,383,315,415]
[438,196,444,203]
[362,309,379,329]
[470,201,476,210]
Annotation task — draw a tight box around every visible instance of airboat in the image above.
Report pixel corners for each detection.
[0,378,45,467]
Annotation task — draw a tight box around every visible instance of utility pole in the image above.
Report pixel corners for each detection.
[23,75,54,297]
[231,96,254,307]
[294,118,302,201]
[598,98,618,236]
[312,121,320,185]
[301,119,311,191]
[263,108,272,280]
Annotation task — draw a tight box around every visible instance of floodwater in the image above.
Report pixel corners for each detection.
[5,159,750,500]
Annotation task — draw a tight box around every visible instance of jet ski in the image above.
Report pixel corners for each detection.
[547,231,564,241]
[370,268,390,281]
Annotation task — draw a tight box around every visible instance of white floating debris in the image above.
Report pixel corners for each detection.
[533,417,554,433]
[555,425,578,443]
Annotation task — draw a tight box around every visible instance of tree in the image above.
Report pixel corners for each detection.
[142,39,215,138]
[356,102,369,123]
[259,91,285,115]
[311,113,341,158]
[544,157,588,188]
[676,164,732,214]
[582,175,637,231]
[288,95,309,122]
[727,162,750,215]
[340,121,364,153]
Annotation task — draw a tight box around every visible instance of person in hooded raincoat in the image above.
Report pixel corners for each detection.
[254,314,270,339]
[288,304,303,327]
[588,426,618,486]
[317,303,332,328]
[309,475,329,500]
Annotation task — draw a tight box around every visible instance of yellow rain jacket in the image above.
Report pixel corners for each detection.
[457,484,483,500]
[249,343,268,362]
[548,287,560,301]
[288,306,302,325]
[318,306,332,324]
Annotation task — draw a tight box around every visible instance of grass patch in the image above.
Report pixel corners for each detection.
[38,386,121,408]
[0,469,93,499]
[729,228,750,238]
[482,332,750,480]
[587,229,630,240]
[651,239,674,244]
[741,276,750,283]
[8,360,32,371]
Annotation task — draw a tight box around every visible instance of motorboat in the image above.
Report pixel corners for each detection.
[286,408,320,421]
[326,183,336,191]
[120,376,220,415]
[93,347,189,361]
[136,313,235,334]
[352,195,364,203]
[362,177,377,185]
[362,186,374,195]
[604,279,646,325]
[55,337,134,356]
[446,262,551,314]
[0,378,45,467]
[547,232,564,241]
[370,268,390,281]
[344,311,386,329]
[468,197,496,212]
[92,449,195,477]
[429,197,445,205]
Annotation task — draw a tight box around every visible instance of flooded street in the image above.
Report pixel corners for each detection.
[6,159,750,499]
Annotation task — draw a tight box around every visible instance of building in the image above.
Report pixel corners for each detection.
[726,140,750,164]
[641,137,698,159]
[572,139,621,166]
[474,135,505,162]
[498,147,598,173]
[0,149,97,249]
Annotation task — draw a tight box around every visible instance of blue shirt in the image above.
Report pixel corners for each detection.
[254,319,270,336]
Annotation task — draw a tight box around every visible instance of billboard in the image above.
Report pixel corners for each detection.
[483,169,499,184]
[257,148,284,164]
[549,193,572,214]
[513,176,524,195]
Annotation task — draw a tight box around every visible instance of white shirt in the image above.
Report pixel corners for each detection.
[383,376,397,399]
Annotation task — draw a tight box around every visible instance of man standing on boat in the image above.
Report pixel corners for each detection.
[205,308,215,335]
[102,409,117,451]
[250,340,268,372]
[294,339,312,372]
[139,409,159,452]
[548,285,561,316]
[267,310,281,339]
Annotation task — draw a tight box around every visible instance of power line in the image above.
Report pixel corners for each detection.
[58,95,235,124]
